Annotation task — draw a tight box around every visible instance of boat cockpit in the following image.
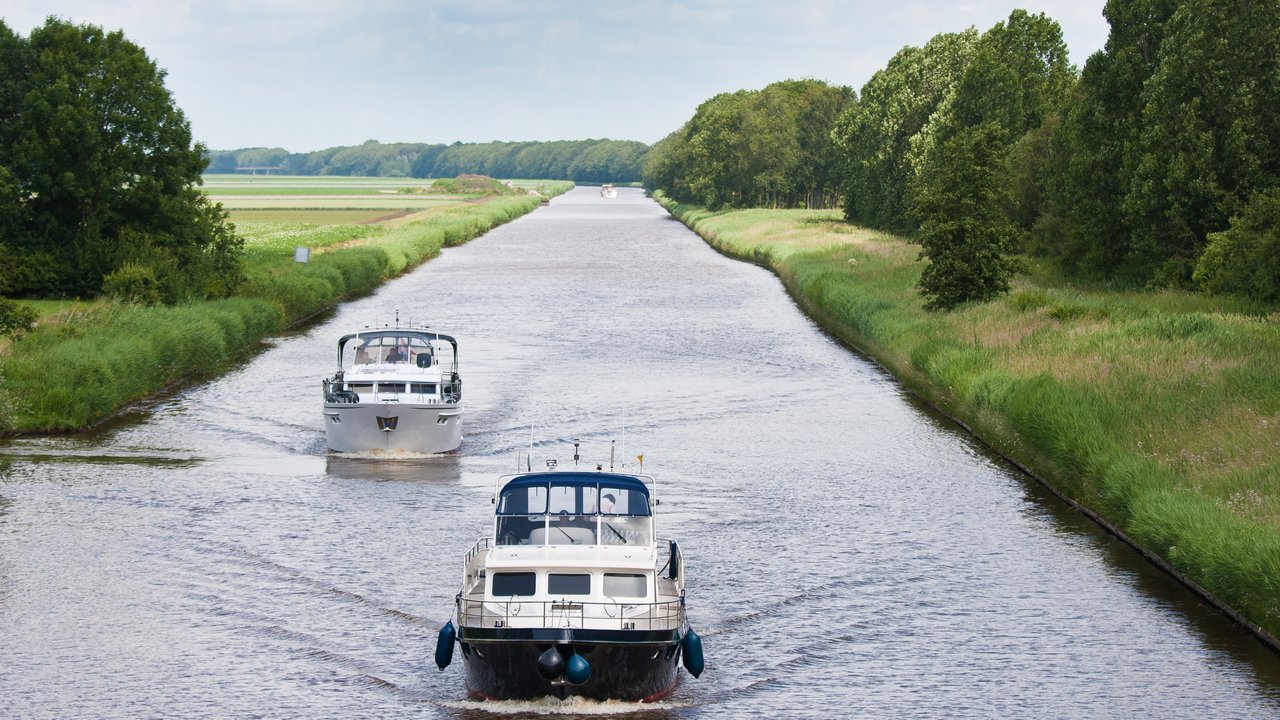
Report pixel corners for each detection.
[495,473,653,547]
[336,329,458,370]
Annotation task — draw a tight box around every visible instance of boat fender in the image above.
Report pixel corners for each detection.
[537,646,565,680]
[565,652,592,685]
[680,628,704,678]
[435,621,456,670]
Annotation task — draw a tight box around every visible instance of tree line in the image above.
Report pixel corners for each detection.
[8,5,1278,311]
[0,18,241,307]
[642,79,852,209]
[644,1,1280,309]
[208,138,649,183]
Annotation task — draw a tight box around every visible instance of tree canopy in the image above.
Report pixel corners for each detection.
[641,79,853,210]
[1037,0,1280,294]
[834,30,979,235]
[0,18,240,301]
[906,10,1074,308]
[208,138,650,183]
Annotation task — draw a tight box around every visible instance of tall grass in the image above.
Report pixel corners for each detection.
[0,192,557,431]
[657,192,1280,642]
[0,299,283,430]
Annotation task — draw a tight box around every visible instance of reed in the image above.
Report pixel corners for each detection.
[0,298,283,430]
[658,193,1280,641]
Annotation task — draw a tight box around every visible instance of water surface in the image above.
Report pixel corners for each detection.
[2,187,1277,719]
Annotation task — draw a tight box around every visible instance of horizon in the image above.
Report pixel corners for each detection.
[4,1,1108,153]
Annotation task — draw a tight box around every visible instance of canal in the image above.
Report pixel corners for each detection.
[2,186,1277,718]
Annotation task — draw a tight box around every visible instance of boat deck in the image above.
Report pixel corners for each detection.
[457,539,684,634]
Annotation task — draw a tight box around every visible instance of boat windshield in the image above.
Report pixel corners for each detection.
[495,479,652,546]
[345,334,440,367]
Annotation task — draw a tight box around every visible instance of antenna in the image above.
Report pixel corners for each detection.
[573,439,580,468]
[609,440,615,472]
[527,418,534,472]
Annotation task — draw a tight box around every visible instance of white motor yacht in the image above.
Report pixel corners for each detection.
[435,463,704,701]
[321,327,462,453]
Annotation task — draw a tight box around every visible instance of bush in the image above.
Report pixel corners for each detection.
[0,298,38,338]
[1008,289,1048,311]
[101,263,162,305]
[1194,189,1280,303]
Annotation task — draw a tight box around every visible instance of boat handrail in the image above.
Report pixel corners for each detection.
[456,596,685,632]
[464,537,491,568]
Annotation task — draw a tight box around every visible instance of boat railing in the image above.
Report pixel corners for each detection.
[464,537,491,568]
[656,537,682,581]
[456,596,685,633]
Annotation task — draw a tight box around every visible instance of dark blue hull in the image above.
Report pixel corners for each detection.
[458,631,682,702]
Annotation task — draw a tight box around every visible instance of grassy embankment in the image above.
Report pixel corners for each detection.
[657,194,1280,646]
[0,178,573,431]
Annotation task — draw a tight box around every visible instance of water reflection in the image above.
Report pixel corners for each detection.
[325,453,464,483]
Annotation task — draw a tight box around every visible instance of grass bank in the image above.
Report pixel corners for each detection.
[656,194,1280,646]
[0,185,572,432]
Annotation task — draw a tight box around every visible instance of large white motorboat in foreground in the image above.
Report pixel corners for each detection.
[321,327,462,453]
[435,464,703,701]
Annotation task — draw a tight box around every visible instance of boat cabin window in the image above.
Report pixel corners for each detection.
[345,333,445,367]
[410,383,437,394]
[596,486,650,516]
[494,477,653,547]
[346,383,374,394]
[377,383,406,393]
[548,573,591,596]
[603,573,647,598]
[491,572,536,597]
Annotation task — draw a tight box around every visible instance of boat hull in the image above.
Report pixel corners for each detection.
[459,638,681,702]
[322,402,462,453]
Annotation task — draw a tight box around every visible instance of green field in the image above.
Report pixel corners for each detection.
[203,174,549,225]
[227,209,409,225]
[202,174,439,192]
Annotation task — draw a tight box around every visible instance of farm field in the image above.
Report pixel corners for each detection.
[204,174,475,224]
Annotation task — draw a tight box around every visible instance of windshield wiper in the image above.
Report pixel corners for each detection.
[605,522,627,544]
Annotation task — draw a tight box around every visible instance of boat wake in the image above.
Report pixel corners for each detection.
[328,448,449,460]
[435,696,687,715]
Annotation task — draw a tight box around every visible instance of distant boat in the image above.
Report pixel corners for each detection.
[436,465,703,701]
[321,326,462,453]
[600,183,617,199]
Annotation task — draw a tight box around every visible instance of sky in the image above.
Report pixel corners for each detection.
[2,1,1110,152]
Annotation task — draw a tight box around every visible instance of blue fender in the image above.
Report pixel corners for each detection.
[435,621,456,670]
[565,652,592,685]
[681,628,704,678]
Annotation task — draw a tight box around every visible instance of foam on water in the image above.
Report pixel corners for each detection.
[435,696,688,715]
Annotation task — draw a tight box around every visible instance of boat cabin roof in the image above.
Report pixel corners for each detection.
[498,471,652,517]
[501,471,649,494]
[336,329,457,365]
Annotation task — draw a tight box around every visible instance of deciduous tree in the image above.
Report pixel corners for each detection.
[3,18,241,301]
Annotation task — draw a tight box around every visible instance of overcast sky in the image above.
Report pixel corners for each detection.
[3,1,1110,152]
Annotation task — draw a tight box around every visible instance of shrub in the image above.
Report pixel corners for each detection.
[1008,289,1048,312]
[101,263,162,305]
[1194,189,1280,303]
[0,299,38,339]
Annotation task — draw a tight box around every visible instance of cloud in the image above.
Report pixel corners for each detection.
[3,0,1109,149]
